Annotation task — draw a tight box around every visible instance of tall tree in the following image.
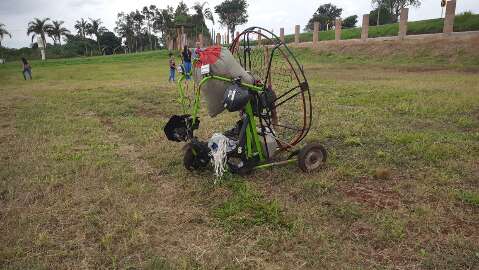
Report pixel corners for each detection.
[192,2,214,39]
[214,0,248,42]
[150,5,165,48]
[97,31,122,55]
[342,15,358,29]
[372,0,421,23]
[305,3,343,31]
[369,5,394,26]
[372,0,386,25]
[74,18,90,55]
[132,10,145,52]
[47,20,70,45]
[27,18,52,49]
[0,23,12,48]
[115,12,135,53]
[156,6,175,47]
[74,18,89,38]
[142,5,155,50]
[87,18,108,53]
[175,1,189,19]
[151,7,164,43]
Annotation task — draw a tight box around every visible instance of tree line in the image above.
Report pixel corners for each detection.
[305,0,421,31]
[0,0,423,60]
[0,0,249,59]
[114,2,215,54]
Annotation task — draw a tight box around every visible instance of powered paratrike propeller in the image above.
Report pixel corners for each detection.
[164,26,327,175]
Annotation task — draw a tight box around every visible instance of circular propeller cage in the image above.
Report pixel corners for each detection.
[229,27,313,150]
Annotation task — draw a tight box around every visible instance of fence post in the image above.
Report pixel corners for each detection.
[399,8,409,39]
[258,29,262,45]
[182,34,187,48]
[280,28,285,42]
[335,18,342,41]
[181,26,185,48]
[443,0,456,33]
[361,14,369,41]
[176,28,181,50]
[294,25,300,44]
[313,22,319,48]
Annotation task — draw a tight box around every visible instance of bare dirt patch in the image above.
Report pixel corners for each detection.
[339,178,402,210]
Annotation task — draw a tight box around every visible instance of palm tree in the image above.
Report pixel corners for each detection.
[74,18,88,38]
[87,18,108,54]
[75,18,90,55]
[47,20,70,45]
[0,22,12,48]
[192,2,214,42]
[27,18,52,49]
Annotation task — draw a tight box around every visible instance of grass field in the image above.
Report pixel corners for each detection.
[283,12,479,43]
[1,49,478,269]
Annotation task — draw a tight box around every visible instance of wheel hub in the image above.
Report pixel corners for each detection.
[304,150,323,171]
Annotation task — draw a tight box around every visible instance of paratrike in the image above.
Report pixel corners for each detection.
[164,27,327,176]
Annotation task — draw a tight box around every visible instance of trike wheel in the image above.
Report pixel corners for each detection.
[298,143,327,172]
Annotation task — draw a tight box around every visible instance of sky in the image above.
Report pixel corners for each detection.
[0,0,478,48]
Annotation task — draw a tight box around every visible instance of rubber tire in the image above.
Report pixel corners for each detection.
[227,156,255,176]
[227,161,254,176]
[298,143,327,172]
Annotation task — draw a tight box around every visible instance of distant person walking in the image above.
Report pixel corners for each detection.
[168,52,176,82]
[21,57,32,80]
[182,45,192,80]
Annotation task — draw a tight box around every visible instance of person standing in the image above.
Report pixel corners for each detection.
[194,42,202,58]
[168,52,176,82]
[21,57,32,80]
[182,45,192,80]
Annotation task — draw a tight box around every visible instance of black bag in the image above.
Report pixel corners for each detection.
[164,114,200,142]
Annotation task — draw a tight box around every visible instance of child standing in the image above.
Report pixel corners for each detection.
[168,53,176,82]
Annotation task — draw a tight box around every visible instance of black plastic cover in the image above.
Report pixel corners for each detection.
[223,84,251,112]
[164,114,199,142]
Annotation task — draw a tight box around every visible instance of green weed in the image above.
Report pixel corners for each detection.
[214,181,290,230]
[457,190,479,207]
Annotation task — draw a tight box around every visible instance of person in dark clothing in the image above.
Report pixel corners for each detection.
[21,57,32,80]
[181,45,192,80]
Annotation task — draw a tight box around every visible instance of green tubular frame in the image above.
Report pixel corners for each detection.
[177,69,193,114]
[177,72,266,162]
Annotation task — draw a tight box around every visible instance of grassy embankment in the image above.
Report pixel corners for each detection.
[283,12,479,43]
